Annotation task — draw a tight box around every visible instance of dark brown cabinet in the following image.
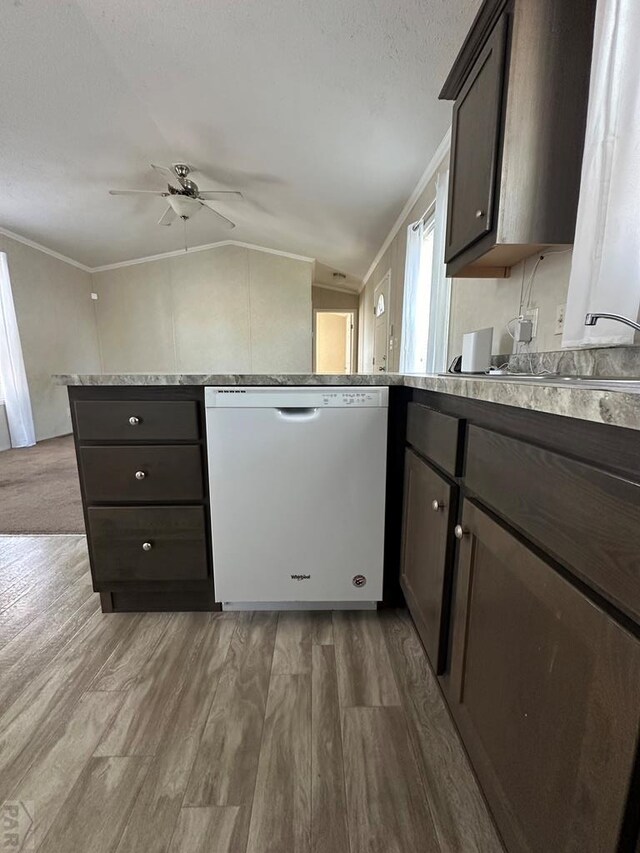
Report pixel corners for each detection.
[74,399,200,442]
[445,13,507,263]
[440,0,597,277]
[69,386,215,613]
[405,402,464,478]
[464,425,640,623]
[88,506,208,584]
[400,449,456,673]
[80,445,204,503]
[448,500,640,853]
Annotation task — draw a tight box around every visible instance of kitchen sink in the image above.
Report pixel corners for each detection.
[439,374,640,393]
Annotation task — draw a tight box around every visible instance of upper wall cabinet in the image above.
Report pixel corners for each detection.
[440,0,597,278]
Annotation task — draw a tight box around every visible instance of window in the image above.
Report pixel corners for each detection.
[399,213,435,373]
[399,168,451,375]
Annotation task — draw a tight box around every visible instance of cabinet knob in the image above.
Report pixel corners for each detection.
[135,470,146,480]
[431,500,444,512]
[142,541,153,551]
[454,524,468,540]
[475,209,485,219]
[129,416,141,426]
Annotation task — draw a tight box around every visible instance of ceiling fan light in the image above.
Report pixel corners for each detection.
[167,195,201,219]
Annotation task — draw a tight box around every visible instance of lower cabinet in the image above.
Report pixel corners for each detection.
[449,500,640,853]
[400,448,456,673]
[69,387,215,612]
[88,506,209,585]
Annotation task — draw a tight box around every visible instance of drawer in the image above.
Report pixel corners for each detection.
[88,506,209,584]
[465,425,640,622]
[80,445,203,503]
[74,400,200,442]
[406,403,464,476]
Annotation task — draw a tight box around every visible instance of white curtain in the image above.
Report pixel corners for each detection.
[425,169,450,373]
[0,253,35,447]
[399,219,424,372]
[563,0,640,347]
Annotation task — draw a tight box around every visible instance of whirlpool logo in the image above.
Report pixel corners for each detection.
[291,574,311,581]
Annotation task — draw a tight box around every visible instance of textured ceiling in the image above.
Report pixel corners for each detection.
[0,0,481,274]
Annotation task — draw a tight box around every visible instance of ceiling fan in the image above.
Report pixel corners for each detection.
[109,163,242,229]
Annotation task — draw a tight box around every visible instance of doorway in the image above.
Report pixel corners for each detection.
[313,310,356,374]
[373,271,390,373]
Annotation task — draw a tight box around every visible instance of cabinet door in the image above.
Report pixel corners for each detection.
[445,14,507,262]
[400,449,455,672]
[450,500,640,853]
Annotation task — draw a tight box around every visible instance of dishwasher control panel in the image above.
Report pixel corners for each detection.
[205,386,389,408]
[321,391,385,407]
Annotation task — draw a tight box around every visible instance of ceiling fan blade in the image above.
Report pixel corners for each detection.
[150,163,177,180]
[198,190,243,200]
[158,206,177,226]
[109,189,168,196]
[202,202,235,229]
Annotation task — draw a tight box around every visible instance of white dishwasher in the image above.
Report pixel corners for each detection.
[205,386,388,610]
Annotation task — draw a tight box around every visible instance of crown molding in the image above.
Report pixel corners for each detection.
[90,240,315,273]
[361,128,452,290]
[0,226,92,272]
[0,227,315,274]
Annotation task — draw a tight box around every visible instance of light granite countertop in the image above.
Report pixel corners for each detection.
[53,372,640,432]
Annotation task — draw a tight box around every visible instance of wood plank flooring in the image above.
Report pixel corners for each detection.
[0,535,505,853]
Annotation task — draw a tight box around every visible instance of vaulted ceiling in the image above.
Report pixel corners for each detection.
[0,0,481,274]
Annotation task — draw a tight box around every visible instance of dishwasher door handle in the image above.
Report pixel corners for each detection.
[275,407,319,420]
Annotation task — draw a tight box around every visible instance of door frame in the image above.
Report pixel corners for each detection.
[312,308,357,374]
[373,269,391,373]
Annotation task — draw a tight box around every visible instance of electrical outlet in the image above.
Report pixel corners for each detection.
[515,318,533,343]
[522,307,539,339]
[555,303,566,335]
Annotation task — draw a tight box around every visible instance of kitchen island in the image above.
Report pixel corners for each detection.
[56,371,640,853]
[56,371,640,614]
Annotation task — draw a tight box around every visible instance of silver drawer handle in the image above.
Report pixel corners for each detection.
[431,500,444,512]
[142,542,153,551]
[454,524,468,540]
[135,471,146,480]
[129,416,141,425]
[475,209,485,219]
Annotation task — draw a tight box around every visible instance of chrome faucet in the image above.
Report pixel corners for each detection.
[584,313,640,333]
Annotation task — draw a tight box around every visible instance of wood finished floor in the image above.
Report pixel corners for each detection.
[0,535,505,853]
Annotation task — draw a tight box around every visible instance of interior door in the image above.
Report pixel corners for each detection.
[400,449,455,672]
[314,311,354,374]
[373,273,390,372]
[449,499,640,853]
[445,14,508,262]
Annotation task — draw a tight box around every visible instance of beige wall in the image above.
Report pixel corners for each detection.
[359,162,444,373]
[1,233,100,442]
[448,250,572,358]
[312,285,359,311]
[359,148,574,371]
[92,245,313,374]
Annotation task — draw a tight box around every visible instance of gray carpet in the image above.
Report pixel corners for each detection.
[0,435,85,533]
